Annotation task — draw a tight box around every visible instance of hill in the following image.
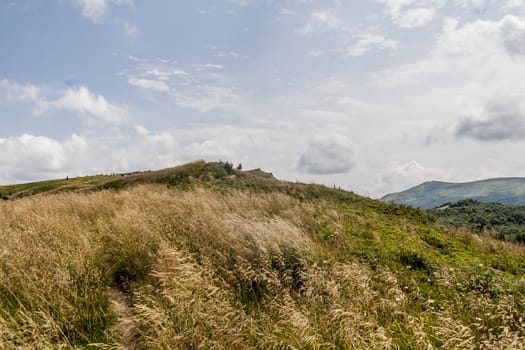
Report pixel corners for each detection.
[430,199,525,243]
[382,177,525,209]
[1,161,525,349]
[0,161,271,200]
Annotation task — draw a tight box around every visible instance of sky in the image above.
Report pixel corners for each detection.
[1,0,525,197]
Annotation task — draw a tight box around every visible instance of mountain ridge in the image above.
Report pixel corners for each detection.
[382,177,525,208]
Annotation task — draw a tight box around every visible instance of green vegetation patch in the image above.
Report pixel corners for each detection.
[430,199,525,243]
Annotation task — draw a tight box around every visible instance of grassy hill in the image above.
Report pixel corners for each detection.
[382,178,525,209]
[1,161,525,349]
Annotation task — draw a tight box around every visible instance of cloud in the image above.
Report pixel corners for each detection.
[456,97,525,141]
[345,33,399,57]
[0,79,44,104]
[215,51,246,59]
[193,63,224,71]
[377,0,415,17]
[442,15,525,58]
[500,15,525,56]
[377,15,525,88]
[38,86,129,124]
[378,160,445,193]
[0,129,175,183]
[504,0,525,9]
[173,86,239,113]
[377,0,438,28]
[297,135,354,175]
[455,0,485,6]
[0,134,67,182]
[0,130,174,183]
[0,124,256,184]
[297,10,343,34]
[278,7,296,16]
[128,78,170,91]
[121,21,139,37]
[75,0,133,23]
[457,115,525,141]
[123,56,240,114]
[306,33,398,58]
[395,8,436,28]
[370,15,525,143]
[1,79,127,124]
[225,0,249,6]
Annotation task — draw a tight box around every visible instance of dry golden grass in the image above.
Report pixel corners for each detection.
[0,184,524,349]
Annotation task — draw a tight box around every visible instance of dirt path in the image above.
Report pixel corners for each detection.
[108,287,141,349]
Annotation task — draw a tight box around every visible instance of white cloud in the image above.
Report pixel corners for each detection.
[503,0,525,9]
[377,0,439,28]
[143,68,188,79]
[1,79,127,124]
[0,79,43,104]
[374,15,525,91]
[0,134,67,182]
[0,130,172,183]
[378,160,445,193]
[122,21,139,37]
[297,10,343,34]
[0,129,176,183]
[225,0,249,6]
[38,86,129,124]
[193,63,224,71]
[455,0,486,8]
[345,33,399,57]
[395,8,436,28]
[128,78,170,91]
[380,0,417,16]
[0,125,253,184]
[75,0,133,23]
[279,7,296,16]
[306,33,398,58]
[216,51,246,59]
[173,86,239,113]
[123,56,241,114]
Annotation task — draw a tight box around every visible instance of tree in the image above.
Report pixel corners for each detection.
[224,161,234,174]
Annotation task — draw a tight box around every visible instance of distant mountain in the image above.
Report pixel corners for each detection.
[382,177,525,209]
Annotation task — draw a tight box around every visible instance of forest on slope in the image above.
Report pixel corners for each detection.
[430,199,525,243]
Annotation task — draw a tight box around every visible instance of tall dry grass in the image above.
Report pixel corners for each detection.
[0,184,524,349]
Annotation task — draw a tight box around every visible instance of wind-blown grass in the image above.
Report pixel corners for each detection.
[0,182,524,349]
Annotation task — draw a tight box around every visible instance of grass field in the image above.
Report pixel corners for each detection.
[1,162,524,349]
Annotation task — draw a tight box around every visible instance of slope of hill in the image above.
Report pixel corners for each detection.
[0,161,251,200]
[382,177,525,209]
[430,199,525,243]
[1,162,525,349]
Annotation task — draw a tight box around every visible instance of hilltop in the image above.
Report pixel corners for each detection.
[382,177,525,209]
[1,161,524,349]
[0,161,276,200]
